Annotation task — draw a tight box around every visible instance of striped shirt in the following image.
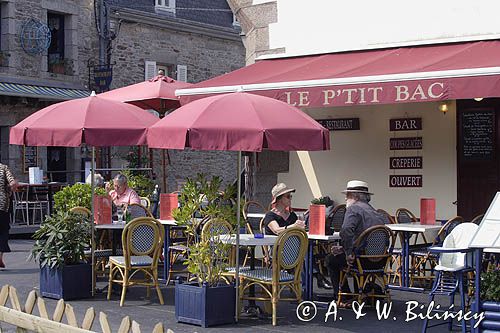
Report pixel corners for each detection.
[0,164,15,212]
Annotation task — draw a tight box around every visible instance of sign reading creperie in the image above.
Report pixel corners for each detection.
[282,81,445,107]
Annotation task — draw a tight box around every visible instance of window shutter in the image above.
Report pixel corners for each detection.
[177,64,187,82]
[145,61,157,80]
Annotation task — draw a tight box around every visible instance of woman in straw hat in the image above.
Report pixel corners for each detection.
[262,183,305,235]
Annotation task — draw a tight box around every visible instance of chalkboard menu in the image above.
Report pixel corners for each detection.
[461,110,495,160]
[23,146,38,173]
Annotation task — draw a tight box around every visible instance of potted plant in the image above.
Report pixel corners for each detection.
[309,196,329,235]
[172,173,238,327]
[29,211,92,300]
[480,268,500,330]
[53,182,107,212]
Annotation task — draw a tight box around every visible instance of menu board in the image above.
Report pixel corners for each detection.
[470,192,500,248]
[23,146,38,173]
[461,110,495,160]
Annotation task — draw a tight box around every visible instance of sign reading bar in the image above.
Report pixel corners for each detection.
[390,137,422,150]
[317,118,360,131]
[390,118,422,131]
[389,175,423,188]
[390,156,423,169]
[23,146,38,173]
[461,110,495,160]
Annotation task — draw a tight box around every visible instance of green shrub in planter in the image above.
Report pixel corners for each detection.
[481,269,500,302]
[30,211,91,268]
[53,183,107,213]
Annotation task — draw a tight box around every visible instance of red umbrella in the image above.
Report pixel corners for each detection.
[9,92,159,295]
[146,91,330,321]
[99,74,193,111]
[147,92,330,151]
[99,73,193,192]
[9,93,158,147]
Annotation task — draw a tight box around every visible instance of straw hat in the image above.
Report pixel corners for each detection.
[271,183,296,204]
[341,180,373,195]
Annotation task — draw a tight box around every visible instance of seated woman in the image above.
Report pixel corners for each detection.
[263,183,305,235]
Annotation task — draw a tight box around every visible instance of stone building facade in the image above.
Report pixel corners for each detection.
[0,0,245,190]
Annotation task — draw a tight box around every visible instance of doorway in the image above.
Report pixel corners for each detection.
[47,147,67,182]
[457,98,500,220]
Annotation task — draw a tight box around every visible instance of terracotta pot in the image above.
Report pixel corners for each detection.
[160,193,178,220]
[308,204,326,235]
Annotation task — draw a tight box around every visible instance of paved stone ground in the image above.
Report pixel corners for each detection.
[0,239,460,332]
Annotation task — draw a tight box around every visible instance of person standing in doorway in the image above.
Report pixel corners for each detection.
[0,163,18,268]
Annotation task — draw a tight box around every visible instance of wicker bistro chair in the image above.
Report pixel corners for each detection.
[410,216,464,288]
[238,228,308,326]
[242,201,266,267]
[391,208,428,285]
[422,223,478,333]
[107,217,165,306]
[377,209,396,224]
[126,202,153,219]
[69,206,91,216]
[470,213,484,225]
[139,197,151,209]
[329,204,346,232]
[338,225,396,306]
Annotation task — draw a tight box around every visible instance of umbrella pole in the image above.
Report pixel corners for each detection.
[91,147,96,296]
[235,151,241,322]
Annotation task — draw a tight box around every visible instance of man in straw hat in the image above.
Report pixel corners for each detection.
[262,183,305,235]
[325,180,386,304]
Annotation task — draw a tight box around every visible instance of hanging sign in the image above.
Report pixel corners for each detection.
[93,65,113,92]
[389,118,422,131]
[390,137,422,150]
[390,156,423,169]
[389,175,423,188]
[317,118,360,131]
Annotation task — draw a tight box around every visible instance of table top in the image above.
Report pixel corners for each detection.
[18,182,66,187]
[307,232,340,241]
[387,223,442,233]
[95,219,178,229]
[484,247,500,253]
[218,234,278,246]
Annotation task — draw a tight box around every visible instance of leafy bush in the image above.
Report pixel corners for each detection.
[30,211,91,268]
[54,183,106,212]
[53,183,107,212]
[481,269,500,302]
[311,196,332,205]
[172,173,240,286]
[121,170,155,198]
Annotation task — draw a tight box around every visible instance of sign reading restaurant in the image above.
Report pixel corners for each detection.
[317,118,360,131]
[282,81,446,108]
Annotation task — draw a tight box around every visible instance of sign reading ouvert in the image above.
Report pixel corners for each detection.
[389,175,423,187]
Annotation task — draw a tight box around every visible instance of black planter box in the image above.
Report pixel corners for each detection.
[40,263,92,300]
[175,282,236,327]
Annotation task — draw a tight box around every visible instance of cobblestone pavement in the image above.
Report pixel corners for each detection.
[0,239,458,332]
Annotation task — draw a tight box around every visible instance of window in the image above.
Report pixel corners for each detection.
[155,0,176,14]
[47,13,65,74]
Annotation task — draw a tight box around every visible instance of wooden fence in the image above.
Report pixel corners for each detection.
[0,285,173,333]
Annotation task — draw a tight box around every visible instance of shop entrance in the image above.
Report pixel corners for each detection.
[457,98,500,221]
[47,147,67,182]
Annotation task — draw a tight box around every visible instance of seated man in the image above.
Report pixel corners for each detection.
[106,174,140,207]
[325,180,386,303]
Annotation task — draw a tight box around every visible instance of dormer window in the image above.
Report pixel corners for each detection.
[155,0,176,14]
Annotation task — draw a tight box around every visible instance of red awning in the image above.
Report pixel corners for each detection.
[177,40,500,107]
